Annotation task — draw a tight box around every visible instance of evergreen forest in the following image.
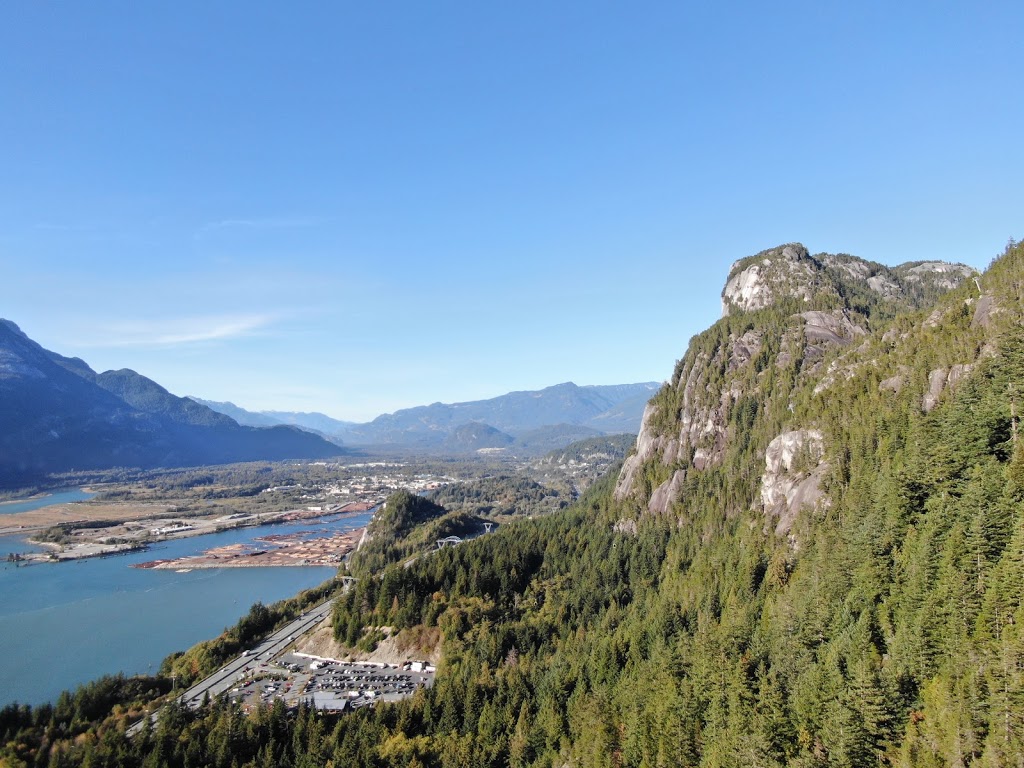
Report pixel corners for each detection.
[3,243,1024,767]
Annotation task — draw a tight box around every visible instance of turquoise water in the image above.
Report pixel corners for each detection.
[0,512,371,707]
[0,488,97,515]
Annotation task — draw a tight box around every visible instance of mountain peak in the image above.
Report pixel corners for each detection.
[0,319,27,338]
[721,243,977,317]
[0,322,342,486]
[619,242,983,514]
[721,243,819,316]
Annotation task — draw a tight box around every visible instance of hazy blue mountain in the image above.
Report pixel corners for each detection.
[442,422,515,452]
[581,389,662,433]
[190,381,659,454]
[260,410,356,435]
[97,371,236,428]
[579,383,661,404]
[510,423,605,454]
[338,381,660,447]
[188,398,356,436]
[0,320,341,487]
[187,397,282,428]
[539,432,636,464]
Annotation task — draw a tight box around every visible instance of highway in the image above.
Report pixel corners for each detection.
[127,598,335,736]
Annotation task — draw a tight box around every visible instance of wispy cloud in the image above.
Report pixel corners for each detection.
[74,314,278,348]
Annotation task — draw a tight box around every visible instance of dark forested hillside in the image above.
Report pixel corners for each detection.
[4,242,1022,768]
[0,323,341,485]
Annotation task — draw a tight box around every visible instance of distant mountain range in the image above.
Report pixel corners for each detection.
[192,381,661,453]
[0,318,658,487]
[342,382,659,445]
[188,398,355,437]
[0,320,341,487]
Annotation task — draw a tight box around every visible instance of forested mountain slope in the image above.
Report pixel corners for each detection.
[603,240,1024,765]
[0,321,341,485]
[5,242,1023,768]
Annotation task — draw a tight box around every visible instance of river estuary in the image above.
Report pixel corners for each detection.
[0,502,372,707]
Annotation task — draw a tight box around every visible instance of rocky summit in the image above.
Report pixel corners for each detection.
[721,242,975,316]
[617,242,977,525]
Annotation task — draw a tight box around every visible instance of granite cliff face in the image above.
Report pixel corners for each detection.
[721,244,976,317]
[615,242,981,536]
[721,244,820,315]
[760,429,828,537]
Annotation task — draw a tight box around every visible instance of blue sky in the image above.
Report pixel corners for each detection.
[1,2,1021,421]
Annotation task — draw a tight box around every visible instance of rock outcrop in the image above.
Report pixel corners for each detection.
[648,469,686,516]
[972,294,999,329]
[722,244,819,316]
[614,330,758,504]
[922,364,974,413]
[903,261,977,289]
[722,247,976,320]
[879,366,911,394]
[615,241,979,529]
[614,404,666,500]
[760,430,828,536]
[798,310,867,348]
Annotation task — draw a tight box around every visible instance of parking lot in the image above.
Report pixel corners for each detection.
[226,651,435,711]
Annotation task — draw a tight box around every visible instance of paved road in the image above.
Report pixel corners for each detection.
[127,598,335,736]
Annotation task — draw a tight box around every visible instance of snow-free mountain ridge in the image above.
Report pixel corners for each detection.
[0,320,341,486]
[194,381,660,452]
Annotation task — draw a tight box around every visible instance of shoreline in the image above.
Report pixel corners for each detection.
[132,528,364,571]
[1,501,377,562]
[12,542,151,565]
[0,491,51,507]
[135,560,340,570]
[0,486,95,509]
